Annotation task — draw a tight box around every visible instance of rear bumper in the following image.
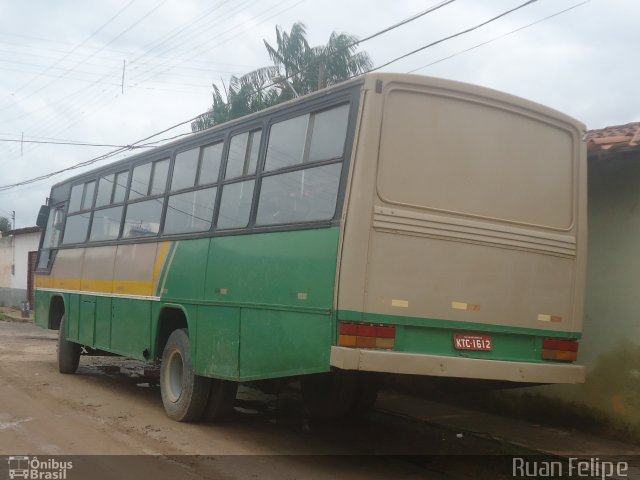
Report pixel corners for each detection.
[330,346,585,384]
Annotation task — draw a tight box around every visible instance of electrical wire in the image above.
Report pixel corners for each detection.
[369,0,539,73]
[407,0,592,73]
[0,0,459,186]
[2,0,138,103]
[0,137,154,148]
[0,0,565,191]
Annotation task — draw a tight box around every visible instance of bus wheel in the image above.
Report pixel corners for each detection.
[350,373,379,416]
[57,316,80,374]
[301,370,358,420]
[205,379,238,422]
[160,328,210,422]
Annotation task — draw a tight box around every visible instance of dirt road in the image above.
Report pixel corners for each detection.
[0,321,524,479]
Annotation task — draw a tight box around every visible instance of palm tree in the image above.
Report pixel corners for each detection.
[192,22,372,131]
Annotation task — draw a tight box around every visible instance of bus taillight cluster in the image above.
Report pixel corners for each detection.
[338,322,396,349]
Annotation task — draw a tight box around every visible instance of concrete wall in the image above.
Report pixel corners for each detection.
[0,231,41,308]
[10,231,40,289]
[525,151,640,431]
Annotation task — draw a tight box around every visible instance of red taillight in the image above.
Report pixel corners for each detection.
[542,338,579,362]
[338,322,396,349]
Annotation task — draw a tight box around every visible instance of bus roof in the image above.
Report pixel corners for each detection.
[50,72,584,191]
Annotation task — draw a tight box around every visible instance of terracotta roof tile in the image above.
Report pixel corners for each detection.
[586,122,640,154]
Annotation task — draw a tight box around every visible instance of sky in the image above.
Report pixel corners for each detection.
[0,0,637,228]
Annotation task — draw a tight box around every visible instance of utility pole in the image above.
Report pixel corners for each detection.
[11,210,15,230]
[121,59,126,94]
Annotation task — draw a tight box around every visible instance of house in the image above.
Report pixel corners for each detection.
[0,226,42,309]
[530,122,640,432]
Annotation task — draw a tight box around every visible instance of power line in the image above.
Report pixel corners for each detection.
[0,0,169,115]
[0,0,549,191]
[2,0,138,103]
[408,0,592,73]
[0,114,201,191]
[2,0,267,152]
[0,137,154,149]
[370,0,540,73]
[0,0,458,187]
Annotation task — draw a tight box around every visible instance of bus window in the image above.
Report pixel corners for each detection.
[150,159,170,196]
[123,198,163,238]
[164,187,216,234]
[95,174,115,207]
[62,213,91,244]
[89,206,123,242]
[217,180,254,230]
[81,181,96,210]
[225,130,261,179]
[171,148,199,191]
[129,162,152,200]
[257,163,342,225]
[308,104,349,162]
[199,142,223,185]
[68,184,84,213]
[37,206,64,269]
[113,171,129,203]
[265,115,308,171]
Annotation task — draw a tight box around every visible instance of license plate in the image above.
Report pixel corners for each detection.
[453,333,492,351]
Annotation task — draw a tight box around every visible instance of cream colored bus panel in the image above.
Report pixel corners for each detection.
[377,87,575,230]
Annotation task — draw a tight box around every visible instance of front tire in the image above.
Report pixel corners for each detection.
[160,328,210,422]
[58,315,80,374]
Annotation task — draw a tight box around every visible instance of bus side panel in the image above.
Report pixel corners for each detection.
[158,238,209,300]
[239,309,332,380]
[201,228,339,309]
[187,227,340,380]
[94,296,112,350]
[110,298,151,360]
[66,294,80,341]
[195,305,240,379]
[33,289,51,329]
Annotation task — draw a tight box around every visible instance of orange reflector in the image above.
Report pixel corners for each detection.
[338,335,357,347]
[542,349,578,362]
[542,338,579,362]
[338,322,396,350]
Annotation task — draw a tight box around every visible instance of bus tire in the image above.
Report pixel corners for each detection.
[58,316,80,374]
[302,370,358,420]
[350,373,379,416]
[160,328,210,422]
[205,379,238,422]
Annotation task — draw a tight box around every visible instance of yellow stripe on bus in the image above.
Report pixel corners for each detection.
[152,241,172,285]
[37,277,155,296]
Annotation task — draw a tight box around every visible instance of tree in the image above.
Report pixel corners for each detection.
[0,216,11,235]
[192,22,372,131]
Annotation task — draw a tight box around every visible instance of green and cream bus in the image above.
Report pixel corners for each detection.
[34,73,586,421]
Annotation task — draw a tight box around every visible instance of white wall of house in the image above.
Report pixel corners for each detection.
[0,228,41,307]
[517,150,640,433]
[10,231,40,289]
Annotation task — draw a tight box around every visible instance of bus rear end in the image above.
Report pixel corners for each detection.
[334,74,586,384]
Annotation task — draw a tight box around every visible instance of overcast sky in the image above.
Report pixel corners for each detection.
[0,0,637,228]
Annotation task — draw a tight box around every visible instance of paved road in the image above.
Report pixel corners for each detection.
[0,321,523,479]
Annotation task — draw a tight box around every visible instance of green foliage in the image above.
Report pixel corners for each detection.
[192,22,372,132]
[0,216,11,235]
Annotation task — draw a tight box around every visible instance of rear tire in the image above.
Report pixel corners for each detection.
[160,328,210,422]
[205,379,238,422]
[57,316,80,374]
[302,370,358,420]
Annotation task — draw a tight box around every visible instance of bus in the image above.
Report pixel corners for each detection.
[33,73,586,422]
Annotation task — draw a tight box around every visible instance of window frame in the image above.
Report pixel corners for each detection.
[46,81,360,253]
